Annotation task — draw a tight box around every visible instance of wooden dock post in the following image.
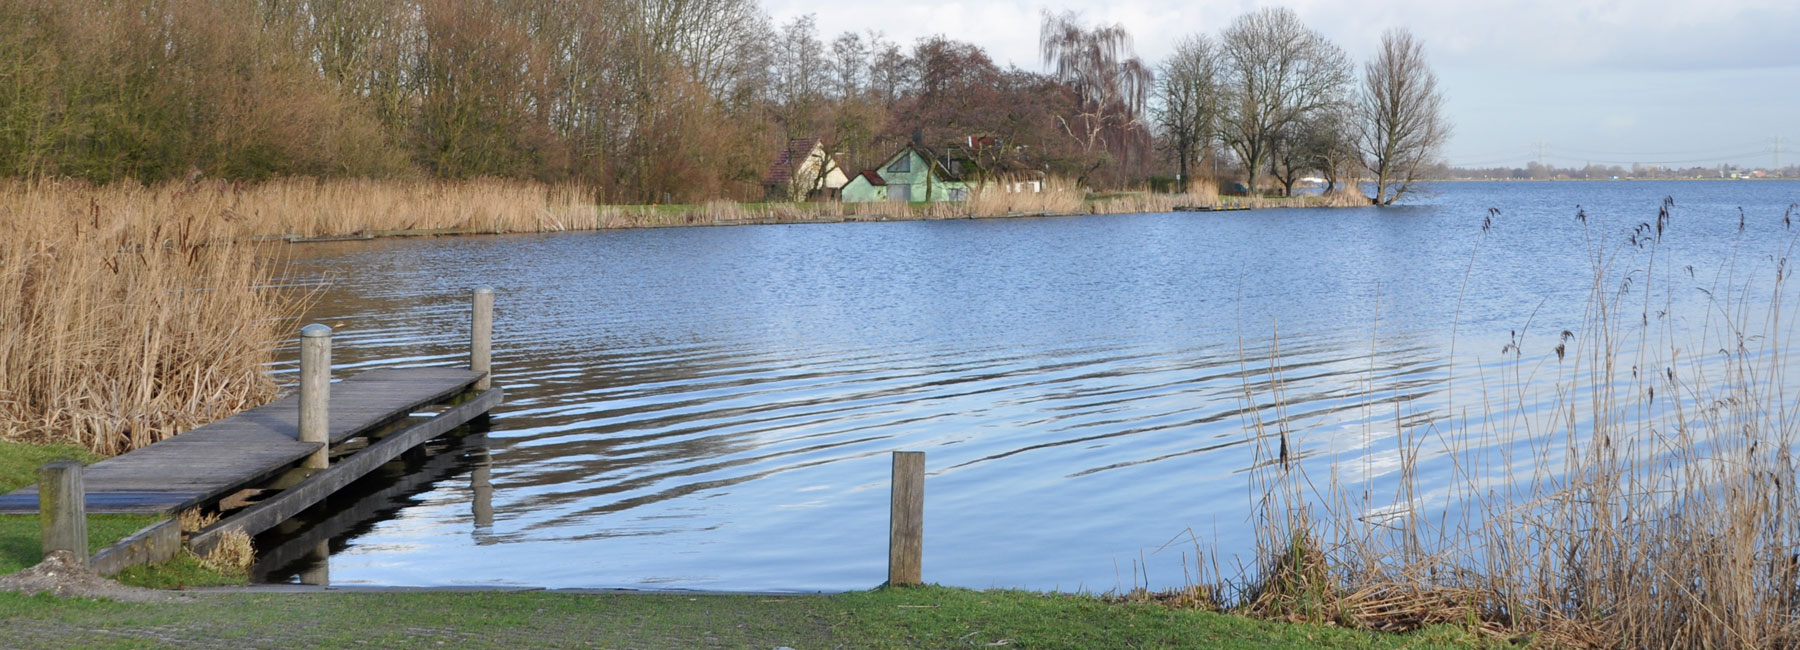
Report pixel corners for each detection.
[299,324,332,469]
[888,451,924,586]
[472,449,494,529]
[471,286,494,391]
[38,461,88,566]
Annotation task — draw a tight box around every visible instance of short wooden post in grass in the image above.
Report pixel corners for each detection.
[888,451,924,586]
[299,324,332,469]
[471,286,494,391]
[39,460,88,566]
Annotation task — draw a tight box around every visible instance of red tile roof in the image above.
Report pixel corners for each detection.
[762,138,821,186]
[855,170,886,186]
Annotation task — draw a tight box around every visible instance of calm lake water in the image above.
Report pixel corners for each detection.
[259,181,1800,591]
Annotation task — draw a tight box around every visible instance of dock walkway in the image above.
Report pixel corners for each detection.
[0,367,486,515]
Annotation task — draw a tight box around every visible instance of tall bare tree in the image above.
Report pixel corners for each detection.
[1356,28,1449,205]
[828,32,867,101]
[771,14,829,139]
[1039,10,1152,187]
[1153,35,1220,193]
[1217,7,1349,195]
[1299,102,1360,194]
[867,35,910,107]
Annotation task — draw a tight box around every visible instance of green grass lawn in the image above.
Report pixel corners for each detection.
[0,440,239,587]
[0,585,1509,649]
[0,446,1504,648]
[0,441,100,492]
[0,513,161,574]
[0,440,161,574]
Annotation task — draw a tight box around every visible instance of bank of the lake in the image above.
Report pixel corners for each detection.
[0,585,1504,649]
[0,446,1500,650]
[0,442,245,589]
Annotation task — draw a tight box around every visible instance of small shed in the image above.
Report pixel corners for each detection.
[842,170,888,202]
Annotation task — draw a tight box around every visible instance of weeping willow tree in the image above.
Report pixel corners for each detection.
[1039,10,1153,188]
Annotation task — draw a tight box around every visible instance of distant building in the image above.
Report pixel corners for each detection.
[762,138,849,201]
[842,169,888,202]
[842,146,969,203]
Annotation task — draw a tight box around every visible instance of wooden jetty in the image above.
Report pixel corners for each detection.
[5,286,503,568]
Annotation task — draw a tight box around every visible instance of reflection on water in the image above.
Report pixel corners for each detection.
[255,426,493,584]
[261,181,1800,591]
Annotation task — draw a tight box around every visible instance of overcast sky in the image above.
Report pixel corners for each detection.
[764,0,1798,170]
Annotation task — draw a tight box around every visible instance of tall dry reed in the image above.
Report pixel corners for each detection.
[1087,180,1222,214]
[0,180,304,454]
[7,177,591,241]
[964,177,1088,216]
[1191,200,1800,648]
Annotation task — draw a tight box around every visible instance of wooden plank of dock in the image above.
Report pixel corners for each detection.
[0,367,484,515]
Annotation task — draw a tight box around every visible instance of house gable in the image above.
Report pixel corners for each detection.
[872,146,967,202]
[841,169,889,203]
[763,138,849,201]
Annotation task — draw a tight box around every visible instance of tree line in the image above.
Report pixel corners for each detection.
[0,1,1447,204]
[1155,7,1448,205]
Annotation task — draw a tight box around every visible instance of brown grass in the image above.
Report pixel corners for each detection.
[1171,199,1800,648]
[1086,180,1222,214]
[10,177,593,240]
[965,177,1088,216]
[195,528,255,575]
[0,180,302,455]
[176,508,221,533]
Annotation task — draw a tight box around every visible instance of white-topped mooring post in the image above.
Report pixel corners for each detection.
[39,460,88,567]
[299,324,332,469]
[471,286,494,391]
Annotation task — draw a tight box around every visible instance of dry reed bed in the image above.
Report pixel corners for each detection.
[1169,201,1800,648]
[0,182,302,454]
[11,177,1355,237]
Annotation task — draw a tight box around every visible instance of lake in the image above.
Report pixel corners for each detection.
[258,180,1800,591]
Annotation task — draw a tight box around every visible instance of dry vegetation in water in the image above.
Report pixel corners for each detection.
[1143,200,1800,648]
[0,182,304,455]
[10,178,592,240]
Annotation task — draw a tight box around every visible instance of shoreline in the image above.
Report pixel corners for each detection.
[271,193,1354,242]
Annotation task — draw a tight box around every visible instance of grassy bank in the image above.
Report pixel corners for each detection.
[0,441,243,587]
[0,443,149,575]
[0,585,1502,649]
[0,440,1489,647]
[0,441,99,492]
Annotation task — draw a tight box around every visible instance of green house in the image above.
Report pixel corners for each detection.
[843,146,969,203]
[841,170,888,202]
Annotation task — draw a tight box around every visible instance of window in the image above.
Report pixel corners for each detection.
[889,185,911,202]
[948,187,968,201]
[887,154,911,173]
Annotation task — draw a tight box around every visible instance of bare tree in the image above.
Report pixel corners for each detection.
[1039,10,1152,187]
[1299,102,1360,195]
[867,34,910,107]
[771,15,829,139]
[1356,28,1449,205]
[1217,7,1349,196]
[828,32,867,100]
[1154,35,1220,193]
